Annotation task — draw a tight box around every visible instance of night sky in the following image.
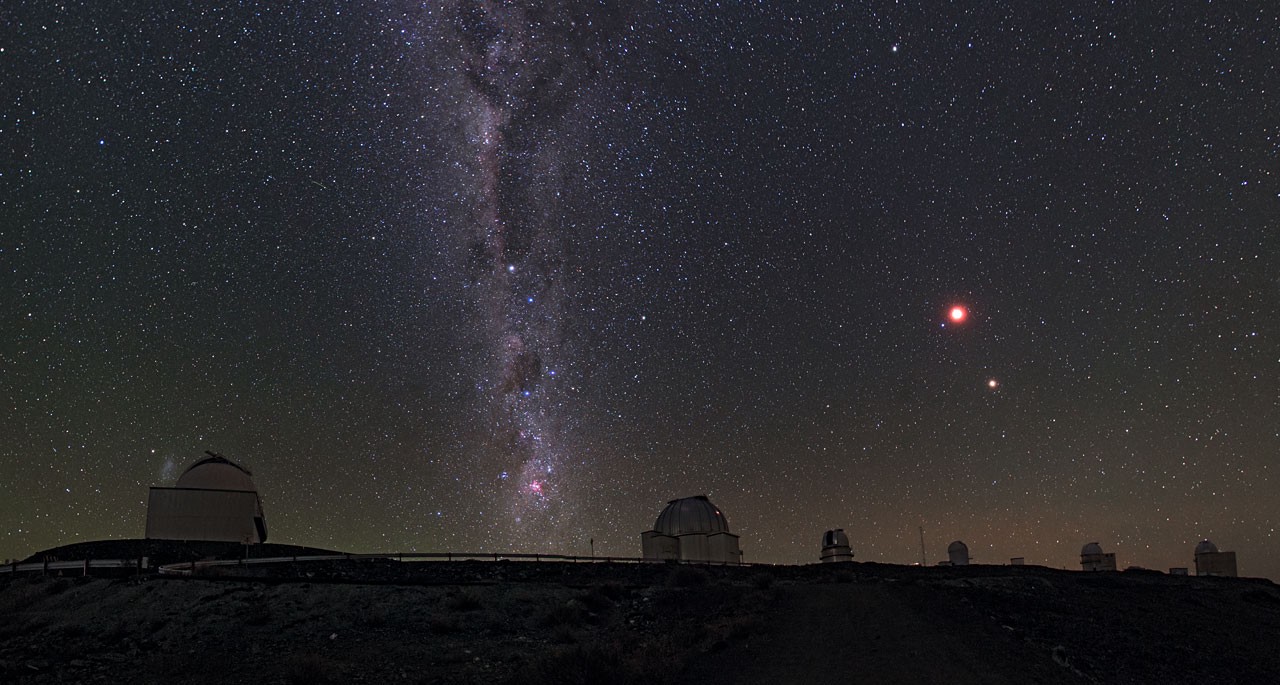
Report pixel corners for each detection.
[3,2,1277,578]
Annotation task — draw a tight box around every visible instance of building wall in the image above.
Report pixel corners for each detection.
[146,488,265,543]
[640,531,741,563]
[641,531,679,560]
[1195,551,1238,577]
[678,533,711,562]
[1081,552,1117,572]
[705,532,741,564]
[821,545,853,563]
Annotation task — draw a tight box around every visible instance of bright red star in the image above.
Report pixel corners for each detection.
[948,305,968,323]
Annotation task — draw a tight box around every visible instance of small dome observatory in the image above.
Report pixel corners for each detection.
[145,452,268,543]
[820,529,853,563]
[1080,541,1116,571]
[641,495,741,564]
[946,540,970,566]
[1193,539,1238,577]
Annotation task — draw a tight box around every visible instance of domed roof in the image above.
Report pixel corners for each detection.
[947,540,969,553]
[1195,539,1218,555]
[652,495,730,536]
[823,529,850,548]
[1081,542,1104,556]
[175,453,258,492]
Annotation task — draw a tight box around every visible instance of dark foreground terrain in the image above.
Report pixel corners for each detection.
[3,542,1279,684]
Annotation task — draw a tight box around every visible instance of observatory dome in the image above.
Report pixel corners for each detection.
[175,454,258,492]
[652,495,730,536]
[1081,542,1104,556]
[1195,540,1219,555]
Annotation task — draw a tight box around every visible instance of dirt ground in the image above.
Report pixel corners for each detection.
[2,556,1279,684]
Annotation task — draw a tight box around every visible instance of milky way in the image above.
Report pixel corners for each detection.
[447,1,635,548]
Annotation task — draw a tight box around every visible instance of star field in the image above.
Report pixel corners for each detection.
[2,2,1277,577]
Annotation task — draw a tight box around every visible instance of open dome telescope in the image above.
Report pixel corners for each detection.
[641,495,741,564]
[145,452,268,543]
[820,529,853,563]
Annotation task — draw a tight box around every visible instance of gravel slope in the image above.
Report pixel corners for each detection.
[3,554,1278,684]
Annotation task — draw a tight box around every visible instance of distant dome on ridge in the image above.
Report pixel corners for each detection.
[175,454,258,492]
[147,451,268,544]
[1195,539,1218,555]
[652,495,731,536]
[1081,542,1104,556]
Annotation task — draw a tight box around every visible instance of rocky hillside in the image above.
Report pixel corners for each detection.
[2,546,1278,684]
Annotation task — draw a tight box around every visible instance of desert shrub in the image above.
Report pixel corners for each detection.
[549,623,578,645]
[750,572,775,590]
[515,643,650,685]
[354,606,389,628]
[832,570,854,584]
[723,614,762,641]
[665,566,709,588]
[45,578,72,595]
[593,582,628,601]
[55,622,88,639]
[284,653,336,685]
[577,587,618,614]
[537,600,587,629]
[443,591,482,612]
[427,616,460,634]
[243,603,272,626]
[100,621,130,643]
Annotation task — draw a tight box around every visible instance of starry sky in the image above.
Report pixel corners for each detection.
[2,2,1277,577]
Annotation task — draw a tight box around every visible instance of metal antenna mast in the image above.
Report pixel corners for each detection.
[919,526,927,566]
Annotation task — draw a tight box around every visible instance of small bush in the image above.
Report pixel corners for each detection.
[355,607,389,628]
[427,617,460,635]
[243,603,272,627]
[724,614,763,641]
[537,600,587,629]
[56,622,88,639]
[45,578,72,595]
[284,653,336,685]
[666,566,709,588]
[443,591,482,612]
[515,643,649,685]
[549,624,578,645]
[750,573,775,590]
[577,587,618,614]
[593,582,629,601]
[100,621,130,643]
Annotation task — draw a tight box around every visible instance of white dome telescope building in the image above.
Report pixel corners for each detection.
[641,495,741,564]
[145,452,268,543]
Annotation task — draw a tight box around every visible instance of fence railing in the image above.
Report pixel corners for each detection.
[0,558,148,575]
[156,551,754,576]
[1,551,755,577]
